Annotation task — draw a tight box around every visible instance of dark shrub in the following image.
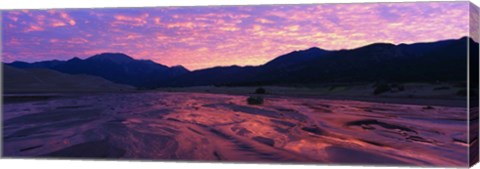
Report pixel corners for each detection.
[373,84,391,95]
[423,105,435,110]
[255,87,266,94]
[247,96,264,105]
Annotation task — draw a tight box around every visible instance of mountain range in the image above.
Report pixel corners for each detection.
[168,37,477,87]
[5,37,478,89]
[8,53,189,89]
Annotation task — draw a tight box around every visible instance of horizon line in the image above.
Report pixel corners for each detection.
[5,35,476,71]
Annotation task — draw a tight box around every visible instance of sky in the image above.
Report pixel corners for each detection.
[1,2,472,70]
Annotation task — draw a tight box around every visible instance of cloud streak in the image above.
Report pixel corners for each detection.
[2,2,471,70]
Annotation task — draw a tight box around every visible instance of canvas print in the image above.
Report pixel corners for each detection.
[1,1,479,167]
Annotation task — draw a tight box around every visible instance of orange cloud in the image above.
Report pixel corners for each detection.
[219,26,240,32]
[166,22,211,29]
[156,33,169,41]
[25,25,44,32]
[255,18,274,24]
[196,47,209,52]
[154,17,161,24]
[285,25,300,31]
[51,21,66,27]
[113,14,149,26]
[252,25,262,31]
[69,20,76,26]
[59,11,76,26]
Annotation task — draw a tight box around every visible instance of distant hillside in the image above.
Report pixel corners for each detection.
[3,65,134,93]
[169,37,476,87]
[166,47,331,87]
[8,53,190,88]
[7,37,477,88]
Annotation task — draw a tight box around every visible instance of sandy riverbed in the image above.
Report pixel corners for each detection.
[2,92,469,166]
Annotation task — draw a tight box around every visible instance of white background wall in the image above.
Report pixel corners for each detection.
[0,0,479,169]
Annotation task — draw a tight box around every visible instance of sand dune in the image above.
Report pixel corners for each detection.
[2,92,469,166]
[3,65,134,93]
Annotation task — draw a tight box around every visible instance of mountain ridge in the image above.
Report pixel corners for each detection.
[167,36,476,87]
[7,53,190,88]
[6,36,477,88]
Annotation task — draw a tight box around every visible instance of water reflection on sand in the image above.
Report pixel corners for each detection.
[2,92,469,166]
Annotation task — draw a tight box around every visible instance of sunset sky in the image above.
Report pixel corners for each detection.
[1,2,472,70]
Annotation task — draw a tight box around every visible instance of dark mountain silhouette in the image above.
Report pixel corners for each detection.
[263,47,330,69]
[168,37,475,87]
[166,65,258,87]
[8,53,189,88]
[275,37,473,85]
[167,47,332,87]
[7,37,477,88]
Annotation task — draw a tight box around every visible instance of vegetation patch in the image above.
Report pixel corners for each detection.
[247,96,264,105]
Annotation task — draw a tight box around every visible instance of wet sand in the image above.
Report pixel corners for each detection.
[156,85,467,107]
[2,92,469,166]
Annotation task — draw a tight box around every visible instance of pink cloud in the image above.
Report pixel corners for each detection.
[255,18,274,24]
[24,25,44,32]
[2,2,471,70]
[113,13,149,27]
[51,21,66,27]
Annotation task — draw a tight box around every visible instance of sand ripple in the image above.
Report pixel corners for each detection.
[2,92,469,166]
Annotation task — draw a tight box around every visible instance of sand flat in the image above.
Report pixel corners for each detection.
[2,92,469,166]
